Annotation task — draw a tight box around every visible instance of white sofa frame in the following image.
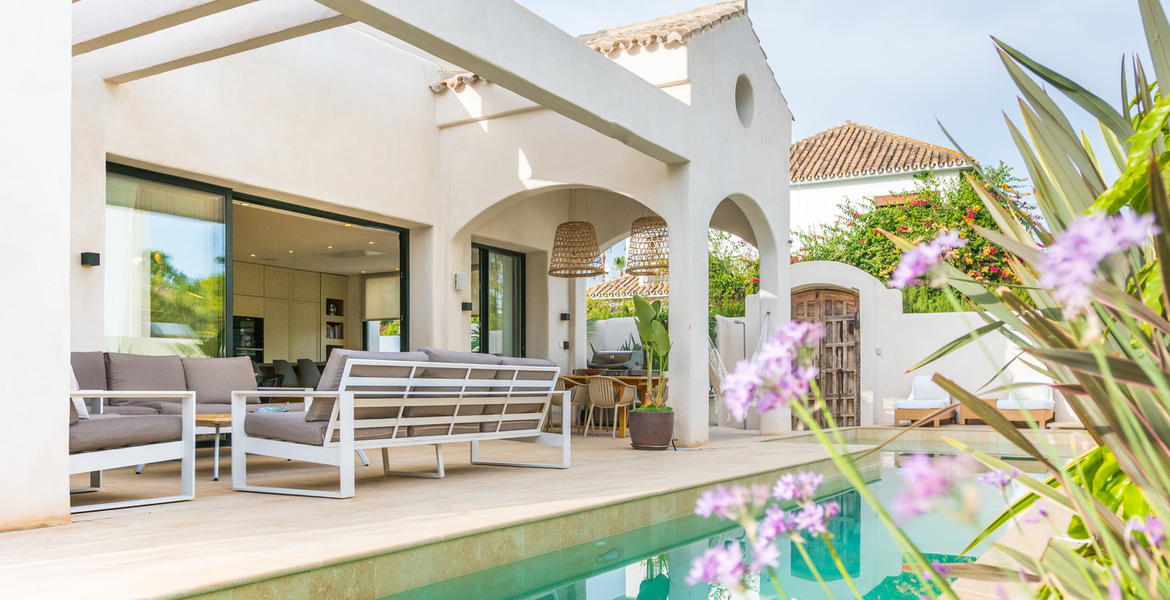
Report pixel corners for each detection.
[230,359,571,498]
[68,390,195,513]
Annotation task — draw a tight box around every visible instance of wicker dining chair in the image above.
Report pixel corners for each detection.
[585,376,637,438]
[546,377,591,433]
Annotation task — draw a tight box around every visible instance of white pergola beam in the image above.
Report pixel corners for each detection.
[73,0,260,56]
[99,0,354,84]
[316,0,692,164]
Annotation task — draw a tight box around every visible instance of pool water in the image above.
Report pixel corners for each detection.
[379,451,1048,600]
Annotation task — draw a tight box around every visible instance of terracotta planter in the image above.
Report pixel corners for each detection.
[628,409,674,450]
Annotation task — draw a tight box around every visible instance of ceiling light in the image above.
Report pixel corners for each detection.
[344,224,352,227]
[250,254,256,257]
[368,241,374,245]
[361,270,366,273]
[240,203,250,206]
[327,246,333,249]
[288,250,294,253]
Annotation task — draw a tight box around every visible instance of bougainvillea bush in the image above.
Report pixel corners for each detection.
[792,165,1039,312]
[689,1,1170,598]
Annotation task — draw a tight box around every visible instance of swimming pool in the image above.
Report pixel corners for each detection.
[377,450,1052,600]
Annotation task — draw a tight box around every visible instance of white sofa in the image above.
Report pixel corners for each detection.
[893,375,956,427]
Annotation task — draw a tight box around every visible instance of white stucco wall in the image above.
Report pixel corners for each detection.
[791,262,1074,426]
[789,169,964,236]
[1,3,73,531]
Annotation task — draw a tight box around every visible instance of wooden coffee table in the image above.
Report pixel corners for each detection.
[196,414,232,481]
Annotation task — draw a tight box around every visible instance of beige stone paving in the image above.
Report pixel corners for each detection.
[0,427,865,600]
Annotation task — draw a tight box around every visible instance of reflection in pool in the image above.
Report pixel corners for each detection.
[379,451,1049,600]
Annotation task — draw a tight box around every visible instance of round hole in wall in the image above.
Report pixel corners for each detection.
[735,74,754,128]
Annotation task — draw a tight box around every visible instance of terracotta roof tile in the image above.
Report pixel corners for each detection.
[577,1,745,55]
[586,275,668,300]
[431,2,745,92]
[789,121,971,183]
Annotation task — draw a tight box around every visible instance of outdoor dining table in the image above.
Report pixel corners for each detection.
[560,375,667,438]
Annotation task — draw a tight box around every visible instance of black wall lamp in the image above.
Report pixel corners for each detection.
[80,252,100,267]
[461,302,473,312]
[560,313,571,321]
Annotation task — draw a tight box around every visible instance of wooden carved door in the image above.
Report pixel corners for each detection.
[791,288,860,429]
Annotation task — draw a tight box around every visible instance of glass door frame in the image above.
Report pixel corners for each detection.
[472,242,526,357]
[105,162,411,355]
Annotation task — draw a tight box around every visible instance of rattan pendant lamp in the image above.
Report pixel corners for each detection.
[548,192,605,278]
[626,214,669,275]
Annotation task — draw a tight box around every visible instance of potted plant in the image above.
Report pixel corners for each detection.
[628,294,672,449]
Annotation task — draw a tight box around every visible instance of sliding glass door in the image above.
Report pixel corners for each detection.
[471,244,525,357]
[104,168,228,357]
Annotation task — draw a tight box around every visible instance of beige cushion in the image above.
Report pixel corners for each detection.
[156,402,264,415]
[306,350,428,422]
[182,357,259,405]
[104,405,161,416]
[104,353,187,407]
[69,398,79,426]
[248,411,409,445]
[69,414,182,454]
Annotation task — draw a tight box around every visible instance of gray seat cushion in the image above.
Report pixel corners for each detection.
[105,353,188,408]
[306,350,428,422]
[156,402,265,415]
[182,357,259,406]
[248,411,408,445]
[69,414,182,454]
[416,348,502,419]
[104,405,162,416]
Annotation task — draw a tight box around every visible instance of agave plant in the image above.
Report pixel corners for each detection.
[687,1,1170,598]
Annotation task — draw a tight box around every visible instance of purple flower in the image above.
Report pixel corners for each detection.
[721,321,825,419]
[772,473,798,502]
[1023,501,1049,524]
[695,485,740,519]
[890,230,968,289]
[797,472,825,500]
[794,501,839,534]
[750,540,780,571]
[759,506,796,542]
[894,454,977,522]
[930,560,953,576]
[686,544,747,587]
[976,467,1019,490]
[1130,515,1165,547]
[722,360,760,422]
[1040,213,1158,314]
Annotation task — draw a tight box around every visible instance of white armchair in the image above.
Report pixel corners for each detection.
[893,375,956,427]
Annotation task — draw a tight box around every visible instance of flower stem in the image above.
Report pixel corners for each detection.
[764,565,790,600]
[794,540,839,600]
[822,534,864,600]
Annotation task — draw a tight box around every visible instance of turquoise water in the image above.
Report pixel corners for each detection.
[379,451,1048,600]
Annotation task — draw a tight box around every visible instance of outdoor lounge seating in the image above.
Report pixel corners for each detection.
[68,389,195,513]
[893,376,956,427]
[995,374,1056,427]
[230,349,571,498]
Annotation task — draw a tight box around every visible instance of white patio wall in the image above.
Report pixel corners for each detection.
[1,3,73,532]
[791,261,1075,426]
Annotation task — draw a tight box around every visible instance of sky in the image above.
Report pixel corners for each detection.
[516,0,1153,185]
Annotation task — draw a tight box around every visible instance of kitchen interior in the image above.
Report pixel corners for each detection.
[230,200,403,385]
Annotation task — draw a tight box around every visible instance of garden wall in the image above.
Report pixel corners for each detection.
[788,262,1077,427]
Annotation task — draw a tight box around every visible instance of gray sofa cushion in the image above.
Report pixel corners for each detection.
[69,400,79,426]
[182,357,259,405]
[104,353,187,407]
[69,414,182,454]
[70,351,107,391]
[416,348,502,419]
[104,405,161,416]
[306,350,428,422]
[481,356,557,431]
[156,402,265,415]
[248,411,408,445]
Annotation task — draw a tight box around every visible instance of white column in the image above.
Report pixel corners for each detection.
[668,216,711,447]
[0,1,72,531]
[407,226,440,350]
[758,225,790,435]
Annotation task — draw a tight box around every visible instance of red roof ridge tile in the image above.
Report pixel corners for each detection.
[790,121,972,183]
